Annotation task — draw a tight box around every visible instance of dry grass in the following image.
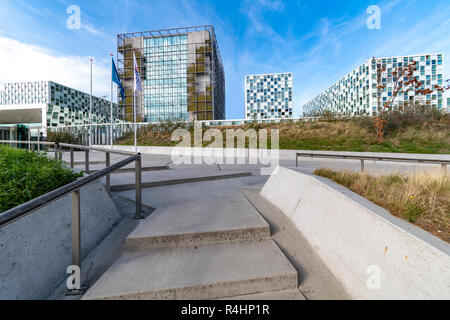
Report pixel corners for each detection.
[314,168,450,242]
[117,118,450,154]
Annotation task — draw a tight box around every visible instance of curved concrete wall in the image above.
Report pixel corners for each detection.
[0,181,122,299]
[260,166,450,299]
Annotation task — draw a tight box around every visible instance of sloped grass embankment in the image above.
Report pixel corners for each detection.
[117,117,450,154]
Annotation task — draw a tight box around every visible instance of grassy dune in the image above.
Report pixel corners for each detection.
[117,117,450,154]
[314,168,449,242]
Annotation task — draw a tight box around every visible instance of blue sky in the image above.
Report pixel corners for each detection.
[0,0,449,118]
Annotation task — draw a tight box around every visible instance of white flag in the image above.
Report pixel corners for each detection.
[133,51,142,92]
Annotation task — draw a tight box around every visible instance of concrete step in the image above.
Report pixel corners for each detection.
[82,240,298,300]
[89,165,170,173]
[110,165,247,184]
[110,172,252,191]
[64,160,106,165]
[124,182,270,249]
[241,187,350,300]
[217,288,305,300]
[62,152,171,171]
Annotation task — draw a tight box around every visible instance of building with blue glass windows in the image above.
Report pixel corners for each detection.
[245,73,293,119]
[303,53,444,116]
[117,25,225,122]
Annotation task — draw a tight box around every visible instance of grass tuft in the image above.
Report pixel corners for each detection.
[313,168,449,242]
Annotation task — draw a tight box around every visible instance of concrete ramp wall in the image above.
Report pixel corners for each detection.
[0,181,122,300]
[260,166,450,299]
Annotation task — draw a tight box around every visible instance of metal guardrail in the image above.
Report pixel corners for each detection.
[0,140,55,146]
[58,143,139,194]
[0,139,57,154]
[296,152,450,173]
[0,142,143,294]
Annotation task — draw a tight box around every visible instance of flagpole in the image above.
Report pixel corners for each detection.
[110,54,114,149]
[133,50,137,153]
[134,91,137,152]
[89,58,93,146]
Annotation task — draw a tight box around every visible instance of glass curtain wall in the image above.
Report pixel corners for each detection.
[117,26,225,122]
[144,35,188,122]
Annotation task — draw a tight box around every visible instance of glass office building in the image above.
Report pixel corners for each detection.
[303,53,444,116]
[245,73,293,119]
[117,25,225,122]
[0,81,120,128]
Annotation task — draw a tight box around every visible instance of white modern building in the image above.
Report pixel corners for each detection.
[245,73,293,119]
[0,81,121,140]
[303,53,444,116]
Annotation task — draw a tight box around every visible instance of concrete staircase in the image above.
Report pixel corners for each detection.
[83,184,301,300]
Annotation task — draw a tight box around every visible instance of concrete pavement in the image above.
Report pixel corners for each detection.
[83,175,303,300]
[61,150,446,177]
[52,148,446,299]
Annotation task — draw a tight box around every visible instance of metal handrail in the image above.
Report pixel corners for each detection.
[0,143,144,293]
[58,143,136,156]
[0,140,59,158]
[0,140,55,146]
[296,151,450,173]
[57,143,140,194]
[0,154,140,227]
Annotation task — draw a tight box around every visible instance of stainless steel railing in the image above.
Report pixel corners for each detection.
[0,139,57,155]
[0,142,144,293]
[296,151,450,173]
[57,143,139,193]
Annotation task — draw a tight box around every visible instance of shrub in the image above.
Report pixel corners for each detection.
[382,104,448,135]
[0,146,83,213]
[47,131,82,144]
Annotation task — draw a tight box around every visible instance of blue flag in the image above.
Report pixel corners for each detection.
[112,57,125,101]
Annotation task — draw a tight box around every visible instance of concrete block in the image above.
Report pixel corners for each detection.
[82,240,298,300]
[110,171,252,191]
[260,166,450,299]
[0,181,122,300]
[241,187,350,300]
[217,288,305,300]
[126,190,270,249]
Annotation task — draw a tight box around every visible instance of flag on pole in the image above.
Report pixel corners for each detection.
[132,50,141,152]
[133,51,142,92]
[111,57,125,101]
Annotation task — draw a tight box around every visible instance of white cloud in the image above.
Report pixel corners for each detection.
[82,23,104,36]
[258,0,285,12]
[241,0,286,38]
[0,35,110,98]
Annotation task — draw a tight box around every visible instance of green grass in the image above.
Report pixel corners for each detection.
[0,146,83,213]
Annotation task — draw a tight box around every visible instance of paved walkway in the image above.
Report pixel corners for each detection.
[83,175,303,299]
[61,150,446,177]
[53,150,445,299]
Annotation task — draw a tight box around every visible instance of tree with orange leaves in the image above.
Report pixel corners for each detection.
[372,57,449,143]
